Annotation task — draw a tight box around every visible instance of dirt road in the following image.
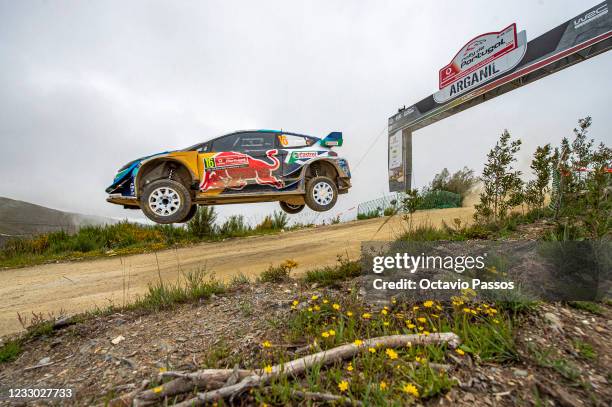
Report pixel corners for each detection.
[0,207,474,336]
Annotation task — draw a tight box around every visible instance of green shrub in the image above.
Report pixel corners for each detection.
[271,211,289,230]
[259,260,298,283]
[418,190,461,210]
[130,269,225,311]
[357,208,381,220]
[255,215,274,231]
[188,206,218,238]
[304,256,361,286]
[383,206,396,216]
[0,340,21,363]
[220,215,251,237]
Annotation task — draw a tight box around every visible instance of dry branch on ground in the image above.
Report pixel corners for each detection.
[109,333,459,407]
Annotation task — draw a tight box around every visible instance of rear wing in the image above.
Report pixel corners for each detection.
[320,131,343,147]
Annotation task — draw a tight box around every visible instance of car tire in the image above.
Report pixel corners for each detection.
[140,179,192,224]
[304,176,338,212]
[279,201,305,214]
[179,205,198,223]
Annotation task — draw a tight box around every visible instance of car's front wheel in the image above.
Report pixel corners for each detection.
[304,176,338,212]
[279,201,305,214]
[141,179,192,224]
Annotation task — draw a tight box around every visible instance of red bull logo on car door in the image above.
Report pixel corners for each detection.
[200,150,283,191]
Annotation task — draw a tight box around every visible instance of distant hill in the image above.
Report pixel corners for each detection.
[0,197,118,246]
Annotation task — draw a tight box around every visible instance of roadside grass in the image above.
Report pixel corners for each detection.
[128,269,225,312]
[398,208,553,242]
[303,255,361,287]
[572,339,597,361]
[357,209,382,220]
[527,343,582,382]
[250,292,517,405]
[259,260,298,283]
[0,209,306,269]
[568,301,604,315]
[0,340,21,363]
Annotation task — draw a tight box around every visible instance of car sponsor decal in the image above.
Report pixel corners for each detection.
[200,150,284,191]
[288,150,319,163]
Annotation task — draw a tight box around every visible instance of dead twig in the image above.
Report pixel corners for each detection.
[173,333,460,407]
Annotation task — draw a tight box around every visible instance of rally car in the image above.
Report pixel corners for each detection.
[106,130,351,224]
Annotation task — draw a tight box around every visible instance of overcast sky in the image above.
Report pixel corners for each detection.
[1,0,610,224]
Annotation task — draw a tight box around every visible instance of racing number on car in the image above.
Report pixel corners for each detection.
[203,157,215,169]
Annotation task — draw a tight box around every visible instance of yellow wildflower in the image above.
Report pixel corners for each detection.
[353,339,363,346]
[321,331,330,338]
[314,305,321,311]
[422,330,430,336]
[391,297,397,304]
[262,340,272,348]
[385,348,398,360]
[423,300,433,308]
[380,381,387,390]
[323,299,329,304]
[328,329,336,336]
[158,367,167,373]
[402,383,419,397]
[455,348,465,356]
[338,380,349,392]
[332,303,341,310]
[263,365,273,374]
[292,300,299,306]
[362,313,372,320]
[413,305,420,311]
[346,363,353,372]
[311,295,319,301]
[381,309,388,315]
[346,311,353,317]
[417,317,426,323]
[152,386,163,393]
[462,307,471,314]
[383,321,390,326]
[308,307,313,312]
[368,347,376,353]
[406,322,416,329]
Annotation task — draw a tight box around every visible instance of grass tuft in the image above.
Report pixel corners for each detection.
[259,260,298,283]
[304,256,361,287]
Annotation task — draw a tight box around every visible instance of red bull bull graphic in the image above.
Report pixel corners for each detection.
[200,150,283,191]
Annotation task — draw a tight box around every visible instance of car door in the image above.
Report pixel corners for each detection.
[238,132,284,191]
[199,133,250,192]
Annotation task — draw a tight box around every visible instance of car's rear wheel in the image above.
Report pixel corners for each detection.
[279,201,305,214]
[304,176,337,212]
[141,179,192,224]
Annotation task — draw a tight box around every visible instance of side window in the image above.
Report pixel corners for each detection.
[212,132,276,152]
[197,142,210,153]
[277,134,316,149]
[239,133,275,151]
[211,134,242,151]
